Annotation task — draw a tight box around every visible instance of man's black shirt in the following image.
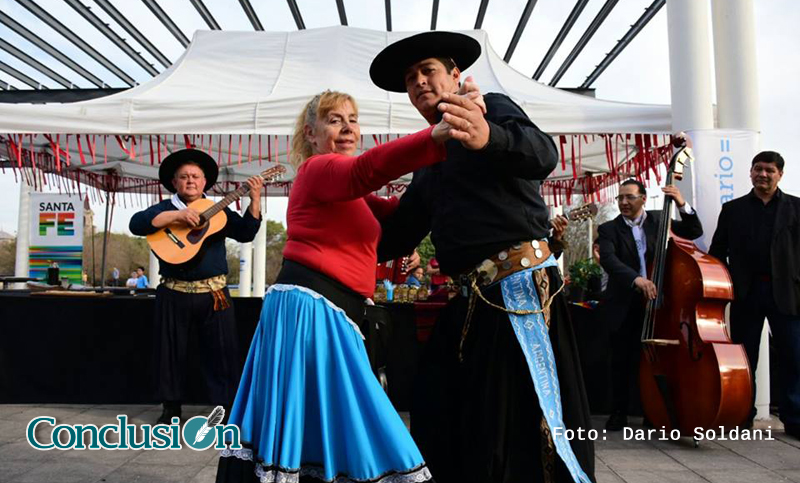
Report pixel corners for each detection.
[377,93,559,275]
[749,189,781,276]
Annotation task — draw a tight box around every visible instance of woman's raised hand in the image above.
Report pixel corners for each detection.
[457,76,487,114]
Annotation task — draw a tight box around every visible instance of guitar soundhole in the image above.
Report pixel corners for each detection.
[187,224,210,244]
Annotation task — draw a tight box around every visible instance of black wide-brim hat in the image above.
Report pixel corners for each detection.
[370,31,481,93]
[159,148,219,193]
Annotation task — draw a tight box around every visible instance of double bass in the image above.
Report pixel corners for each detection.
[638,141,752,441]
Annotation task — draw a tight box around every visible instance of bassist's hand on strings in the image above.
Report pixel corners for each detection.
[634,276,657,300]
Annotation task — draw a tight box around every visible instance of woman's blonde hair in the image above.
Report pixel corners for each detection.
[290,90,358,170]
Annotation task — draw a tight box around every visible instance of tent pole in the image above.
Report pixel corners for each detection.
[239,197,253,297]
[252,211,267,297]
[99,189,111,289]
[14,180,31,288]
[91,223,96,286]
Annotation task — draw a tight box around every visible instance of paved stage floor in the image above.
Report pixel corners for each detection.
[1,404,798,483]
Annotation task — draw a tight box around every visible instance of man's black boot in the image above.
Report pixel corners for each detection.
[605,410,628,431]
[156,401,182,425]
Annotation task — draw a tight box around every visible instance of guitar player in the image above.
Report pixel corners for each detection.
[130,148,263,425]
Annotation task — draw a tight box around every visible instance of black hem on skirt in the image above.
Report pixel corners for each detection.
[216,451,435,483]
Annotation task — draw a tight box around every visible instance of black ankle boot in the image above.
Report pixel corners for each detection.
[605,410,628,431]
[156,401,182,425]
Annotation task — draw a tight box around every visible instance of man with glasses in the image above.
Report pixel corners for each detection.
[596,179,702,430]
[130,148,263,425]
[709,151,800,439]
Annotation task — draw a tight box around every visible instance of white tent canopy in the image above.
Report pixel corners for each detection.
[0,26,671,136]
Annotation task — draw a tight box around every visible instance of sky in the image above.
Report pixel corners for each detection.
[0,0,798,235]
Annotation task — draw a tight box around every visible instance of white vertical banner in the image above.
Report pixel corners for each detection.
[688,129,760,251]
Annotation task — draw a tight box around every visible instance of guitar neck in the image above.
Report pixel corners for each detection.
[199,167,282,220]
[200,184,250,220]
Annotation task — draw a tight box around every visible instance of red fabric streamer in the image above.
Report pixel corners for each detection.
[76,135,87,165]
[570,135,577,179]
[149,136,155,165]
[88,135,97,164]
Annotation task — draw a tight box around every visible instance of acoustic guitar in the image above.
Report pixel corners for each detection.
[147,165,286,264]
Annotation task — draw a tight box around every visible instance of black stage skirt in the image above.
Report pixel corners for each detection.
[410,265,595,483]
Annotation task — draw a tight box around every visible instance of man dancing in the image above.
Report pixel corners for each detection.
[371,32,594,483]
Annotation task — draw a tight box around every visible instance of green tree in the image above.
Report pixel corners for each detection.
[0,239,16,275]
[87,232,151,285]
[416,234,435,268]
[264,220,287,285]
[226,240,241,285]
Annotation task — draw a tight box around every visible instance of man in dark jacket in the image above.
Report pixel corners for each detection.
[371,32,594,483]
[709,151,800,439]
[597,179,702,431]
[130,148,262,424]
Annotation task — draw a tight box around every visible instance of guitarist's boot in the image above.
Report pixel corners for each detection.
[156,401,182,425]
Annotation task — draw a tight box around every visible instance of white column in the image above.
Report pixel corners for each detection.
[711,0,767,420]
[666,0,715,132]
[238,198,253,297]
[667,0,715,210]
[14,181,30,288]
[148,250,160,288]
[755,322,771,420]
[711,0,760,130]
[252,214,267,297]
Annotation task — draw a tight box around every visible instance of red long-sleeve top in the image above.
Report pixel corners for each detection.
[283,126,445,298]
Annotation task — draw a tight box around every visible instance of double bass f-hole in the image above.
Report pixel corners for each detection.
[680,321,702,362]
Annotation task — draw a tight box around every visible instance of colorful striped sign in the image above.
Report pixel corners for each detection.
[29,246,83,283]
[29,194,84,284]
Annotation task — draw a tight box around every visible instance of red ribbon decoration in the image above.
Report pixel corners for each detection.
[76,135,87,165]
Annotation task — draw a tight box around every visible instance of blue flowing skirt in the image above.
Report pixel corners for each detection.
[221,284,431,483]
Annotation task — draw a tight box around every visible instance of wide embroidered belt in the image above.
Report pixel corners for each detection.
[163,275,230,311]
[470,240,552,287]
[163,274,227,293]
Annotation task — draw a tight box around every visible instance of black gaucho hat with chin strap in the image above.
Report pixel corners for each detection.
[158,148,219,193]
[369,31,481,93]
